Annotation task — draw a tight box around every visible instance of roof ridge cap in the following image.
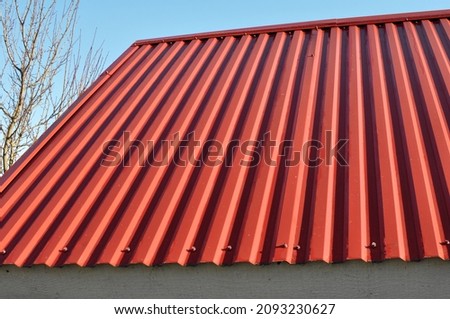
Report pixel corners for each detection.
[133,9,450,46]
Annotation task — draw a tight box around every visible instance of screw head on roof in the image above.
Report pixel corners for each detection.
[276,243,288,248]
[59,247,68,253]
[440,240,450,245]
[293,245,301,250]
[121,247,131,253]
[365,242,377,249]
[186,246,196,253]
[222,245,232,251]
[0,249,6,255]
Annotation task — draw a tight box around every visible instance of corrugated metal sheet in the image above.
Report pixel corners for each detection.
[0,10,449,267]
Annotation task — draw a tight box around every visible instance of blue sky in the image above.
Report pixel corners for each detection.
[77,0,449,67]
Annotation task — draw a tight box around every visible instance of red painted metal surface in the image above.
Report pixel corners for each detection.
[0,10,449,266]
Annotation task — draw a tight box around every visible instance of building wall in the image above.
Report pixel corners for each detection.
[1,259,450,298]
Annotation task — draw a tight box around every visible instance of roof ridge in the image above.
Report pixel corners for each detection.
[134,9,450,46]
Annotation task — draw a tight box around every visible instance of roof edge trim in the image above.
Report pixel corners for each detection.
[134,9,450,46]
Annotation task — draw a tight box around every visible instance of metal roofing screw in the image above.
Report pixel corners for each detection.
[121,247,131,253]
[365,242,377,249]
[0,249,6,255]
[222,245,232,251]
[276,243,288,248]
[186,246,196,253]
[293,245,301,250]
[59,247,68,253]
[440,240,450,245]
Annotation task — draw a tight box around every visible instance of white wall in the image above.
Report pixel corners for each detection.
[1,259,450,298]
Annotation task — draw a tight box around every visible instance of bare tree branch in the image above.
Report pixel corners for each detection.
[0,0,106,174]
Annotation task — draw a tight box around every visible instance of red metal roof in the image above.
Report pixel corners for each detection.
[0,10,449,266]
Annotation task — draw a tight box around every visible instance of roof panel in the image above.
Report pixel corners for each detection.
[0,10,449,266]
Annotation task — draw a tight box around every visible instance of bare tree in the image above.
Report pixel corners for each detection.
[0,0,105,174]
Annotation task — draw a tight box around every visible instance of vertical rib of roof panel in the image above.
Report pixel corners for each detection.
[347,25,371,262]
[309,27,342,263]
[276,28,324,265]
